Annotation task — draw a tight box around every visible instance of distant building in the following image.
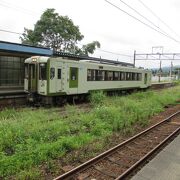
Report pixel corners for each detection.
[0,41,52,90]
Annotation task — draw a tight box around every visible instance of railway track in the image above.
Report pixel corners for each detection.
[0,95,26,108]
[54,111,180,180]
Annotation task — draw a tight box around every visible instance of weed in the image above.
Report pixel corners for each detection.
[89,91,106,106]
[16,167,40,180]
[0,86,180,178]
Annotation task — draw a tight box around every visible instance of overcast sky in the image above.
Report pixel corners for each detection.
[0,0,180,68]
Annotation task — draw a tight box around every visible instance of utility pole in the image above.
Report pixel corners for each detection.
[158,60,162,82]
[170,61,173,81]
[133,50,136,67]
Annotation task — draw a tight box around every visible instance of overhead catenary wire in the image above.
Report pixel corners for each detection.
[118,0,176,41]
[137,0,180,39]
[104,0,180,44]
[77,42,132,57]
[0,0,41,16]
[96,48,132,57]
[0,29,22,35]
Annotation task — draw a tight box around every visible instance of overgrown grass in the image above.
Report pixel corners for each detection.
[0,86,180,179]
[89,90,106,106]
[173,80,180,86]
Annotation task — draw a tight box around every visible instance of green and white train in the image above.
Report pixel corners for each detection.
[24,56,151,105]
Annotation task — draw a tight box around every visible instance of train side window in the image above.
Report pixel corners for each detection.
[105,71,108,81]
[126,72,132,81]
[101,71,105,81]
[94,70,104,81]
[58,69,61,79]
[119,72,121,80]
[144,73,147,84]
[87,69,96,81]
[130,73,133,80]
[108,71,113,81]
[132,73,136,81]
[90,69,95,81]
[50,67,55,80]
[140,74,142,81]
[95,70,99,81]
[113,71,119,80]
[134,73,137,81]
[137,73,142,81]
[140,73,142,81]
[87,69,91,81]
[120,72,126,81]
[99,70,105,81]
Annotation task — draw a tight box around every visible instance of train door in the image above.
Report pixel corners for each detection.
[28,64,37,92]
[49,66,56,93]
[144,73,147,84]
[56,65,62,92]
[49,62,63,93]
[69,67,78,93]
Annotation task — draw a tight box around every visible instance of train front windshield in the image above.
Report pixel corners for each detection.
[24,64,35,79]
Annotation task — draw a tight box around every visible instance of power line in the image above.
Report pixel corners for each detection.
[138,0,180,39]
[77,42,132,57]
[0,29,22,35]
[96,48,132,57]
[118,0,175,41]
[104,0,180,44]
[0,0,40,16]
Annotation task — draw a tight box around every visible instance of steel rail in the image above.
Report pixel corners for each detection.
[54,111,180,180]
[0,94,26,99]
[116,126,180,179]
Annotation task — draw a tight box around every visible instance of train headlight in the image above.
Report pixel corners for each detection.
[32,58,37,62]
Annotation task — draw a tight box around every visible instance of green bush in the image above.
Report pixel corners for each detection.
[89,91,106,106]
[173,80,180,86]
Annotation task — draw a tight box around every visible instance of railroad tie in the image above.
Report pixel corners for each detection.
[92,165,117,178]
[107,157,129,168]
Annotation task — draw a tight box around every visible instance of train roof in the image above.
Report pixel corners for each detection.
[25,55,133,67]
[25,56,151,72]
[53,51,134,67]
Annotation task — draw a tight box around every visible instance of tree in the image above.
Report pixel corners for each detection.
[20,9,100,55]
[82,41,101,55]
[73,41,101,56]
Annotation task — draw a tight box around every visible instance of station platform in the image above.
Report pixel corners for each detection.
[151,81,174,85]
[131,134,180,180]
[0,86,24,95]
[151,82,174,89]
